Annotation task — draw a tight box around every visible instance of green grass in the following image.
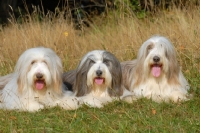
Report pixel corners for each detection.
[1,98,200,132]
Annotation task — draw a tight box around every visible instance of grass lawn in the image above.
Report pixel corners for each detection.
[1,98,200,132]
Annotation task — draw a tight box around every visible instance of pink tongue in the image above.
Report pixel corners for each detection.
[35,81,45,90]
[95,78,104,85]
[152,66,161,77]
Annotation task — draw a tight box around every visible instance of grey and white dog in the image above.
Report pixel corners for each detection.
[63,50,132,108]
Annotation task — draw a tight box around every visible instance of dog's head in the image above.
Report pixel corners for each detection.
[15,47,63,94]
[74,50,123,97]
[136,35,180,81]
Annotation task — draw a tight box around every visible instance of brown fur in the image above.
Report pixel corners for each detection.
[54,72,62,95]
[17,76,23,94]
[167,50,181,86]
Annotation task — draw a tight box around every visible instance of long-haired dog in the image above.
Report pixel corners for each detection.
[63,50,132,107]
[121,35,190,102]
[0,47,78,112]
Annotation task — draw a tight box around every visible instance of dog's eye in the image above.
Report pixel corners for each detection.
[103,59,110,66]
[165,51,169,58]
[31,60,36,65]
[43,61,47,64]
[90,60,95,64]
[147,44,154,55]
[147,44,153,51]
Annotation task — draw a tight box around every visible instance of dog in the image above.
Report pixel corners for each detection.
[63,50,132,107]
[121,35,190,102]
[0,47,79,112]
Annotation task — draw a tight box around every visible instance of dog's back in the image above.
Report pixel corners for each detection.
[62,70,76,91]
[0,73,13,90]
[120,59,137,90]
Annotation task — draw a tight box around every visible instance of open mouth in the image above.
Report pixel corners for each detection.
[151,64,162,78]
[94,77,105,85]
[35,80,45,90]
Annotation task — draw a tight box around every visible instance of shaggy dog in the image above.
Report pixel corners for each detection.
[63,50,132,107]
[121,35,190,102]
[0,47,79,112]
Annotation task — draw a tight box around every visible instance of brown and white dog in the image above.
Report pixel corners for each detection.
[121,35,190,102]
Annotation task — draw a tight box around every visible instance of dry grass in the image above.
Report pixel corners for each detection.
[0,7,199,86]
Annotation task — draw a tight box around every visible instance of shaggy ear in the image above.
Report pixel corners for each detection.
[16,64,27,94]
[73,58,93,96]
[108,66,123,97]
[132,43,148,87]
[167,50,180,85]
[17,74,24,94]
[73,69,90,96]
[159,36,181,85]
[53,71,62,95]
[103,51,123,96]
[52,58,63,95]
[109,78,123,97]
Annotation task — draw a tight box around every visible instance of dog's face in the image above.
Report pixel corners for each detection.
[138,36,179,79]
[74,50,122,97]
[27,59,52,91]
[144,42,169,78]
[16,47,63,94]
[86,53,112,88]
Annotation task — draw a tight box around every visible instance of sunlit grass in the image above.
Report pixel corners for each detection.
[1,99,200,132]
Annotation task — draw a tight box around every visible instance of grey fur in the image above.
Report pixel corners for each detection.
[102,51,123,96]
[63,50,123,97]
[62,70,76,85]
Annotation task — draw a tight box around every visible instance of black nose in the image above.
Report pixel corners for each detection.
[36,73,43,79]
[96,70,102,76]
[153,56,160,62]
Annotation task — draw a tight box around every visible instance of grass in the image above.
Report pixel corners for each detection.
[1,99,200,132]
[0,5,200,132]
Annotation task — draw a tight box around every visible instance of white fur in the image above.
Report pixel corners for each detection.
[78,90,113,108]
[0,47,79,112]
[133,73,189,102]
[122,35,190,103]
[86,57,112,92]
[78,87,132,108]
